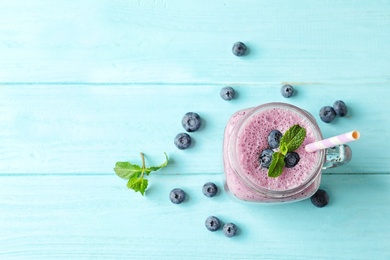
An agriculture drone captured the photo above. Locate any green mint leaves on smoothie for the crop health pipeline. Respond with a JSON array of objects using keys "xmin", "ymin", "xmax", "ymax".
[
  {"xmin": 280, "ymin": 124, "xmax": 307, "ymax": 153},
  {"xmin": 114, "ymin": 152, "xmax": 168, "ymax": 196},
  {"xmin": 268, "ymin": 152, "xmax": 285, "ymax": 177},
  {"xmin": 268, "ymin": 125, "xmax": 306, "ymax": 178}
]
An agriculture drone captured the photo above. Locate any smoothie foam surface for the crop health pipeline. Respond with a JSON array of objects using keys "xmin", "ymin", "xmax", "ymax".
[{"xmin": 235, "ymin": 107, "xmax": 319, "ymax": 191}]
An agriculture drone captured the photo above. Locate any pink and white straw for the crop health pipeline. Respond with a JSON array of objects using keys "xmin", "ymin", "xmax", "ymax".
[{"xmin": 305, "ymin": 130, "xmax": 360, "ymax": 153}]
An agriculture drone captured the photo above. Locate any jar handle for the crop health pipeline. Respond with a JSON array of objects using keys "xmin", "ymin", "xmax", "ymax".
[{"xmin": 322, "ymin": 144, "xmax": 352, "ymax": 169}]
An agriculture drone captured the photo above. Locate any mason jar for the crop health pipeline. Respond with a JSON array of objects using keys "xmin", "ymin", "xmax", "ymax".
[{"xmin": 223, "ymin": 102, "xmax": 351, "ymax": 203}]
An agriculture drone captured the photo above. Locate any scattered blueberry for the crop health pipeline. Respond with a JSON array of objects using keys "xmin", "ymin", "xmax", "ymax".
[
  {"xmin": 202, "ymin": 182, "xmax": 218, "ymax": 197},
  {"xmin": 223, "ymin": 223, "xmax": 238, "ymax": 237},
  {"xmin": 281, "ymin": 84, "xmax": 294, "ymax": 98},
  {"xmin": 232, "ymin": 42, "xmax": 247, "ymax": 56},
  {"xmin": 169, "ymin": 188, "xmax": 186, "ymax": 204},
  {"xmin": 260, "ymin": 149, "xmax": 274, "ymax": 168},
  {"xmin": 319, "ymin": 106, "xmax": 336, "ymax": 123},
  {"xmin": 268, "ymin": 130, "xmax": 283, "ymax": 149},
  {"xmin": 182, "ymin": 112, "xmax": 202, "ymax": 132},
  {"xmin": 174, "ymin": 133, "xmax": 192, "ymax": 150},
  {"xmin": 220, "ymin": 86, "xmax": 235, "ymax": 101},
  {"xmin": 284, "ymin": 152, "xmax": 300, "ymax": 168},
  {"xmin": 205, "ymin": 216, "xmax": 221, "ymax": 232},
  {"xmin": 333, "ymin": 100, "xmax": 348, "ymax": 117},
  {"xmin": 310, "ymin": 189, "xmax": 329, "ymax": 208}
]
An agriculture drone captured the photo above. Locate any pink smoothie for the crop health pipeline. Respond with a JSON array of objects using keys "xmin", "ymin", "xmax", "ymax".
[{"xmin": 223, "ymin": 103, "xmax": 323, "ymax": 203}]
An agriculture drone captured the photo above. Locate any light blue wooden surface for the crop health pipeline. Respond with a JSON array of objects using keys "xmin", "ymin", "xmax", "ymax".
[
  {"xmin": 0, "ymin": 85, "xmax": 389, "ymax": 175},
  {"xmin": 1, "ymin": 1, "xmax": 390, "ymax": 259}
]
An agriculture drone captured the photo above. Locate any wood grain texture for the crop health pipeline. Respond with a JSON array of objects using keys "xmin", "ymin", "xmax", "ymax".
[
  {"xmin": 0, "ymin": 174, "xmax": 389, "ymax": 259},
  {"xmin": 1, "ymin": 1, "xmax": 390, "ymax": 259},
  {"xmin": 0, "ymin": 84, "xmax": 388, "ymax": 175},
  {"xmin": 0, "ymin": 0, "xmax": 389, "ymax": 84}
]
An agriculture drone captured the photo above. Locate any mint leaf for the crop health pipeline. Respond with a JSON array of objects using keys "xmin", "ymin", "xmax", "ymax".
[
  {"xmin": 280, "ymin": 143, "xmax": 288, "ymax": 155},
  {"xmin": 127, "ymin": 177, "xmax": 148, "ymax": 196},
  {"xmin": 280, "ymin": 124, "xmax": 306, "ymax": 154},
  {"xmin": 114, "ymin": 162, "xmax": 142, "ymax": 179},
  {"xmin": 114, "ymin": 152, "xmax": 169, "ymax": 196},
  {"xmin": 144, "ymin": 152, "xmax": 169, "ymax": 176},
  {"xmin": 268, "ymin": 152, "xmax": 285, "ymax": 178}
]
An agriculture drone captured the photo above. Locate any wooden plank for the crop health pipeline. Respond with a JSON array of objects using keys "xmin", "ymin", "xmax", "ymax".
[
  {"xmin": 0, "ymin": 84, "xmax": 388, "ymax": 175},
  {"xmin": 0, "ymin": 174, "xmax": 389, "ymax": 259},
  {"xmin": 0, "ymin": 0, "xmax": 389, "ymax": 84}
]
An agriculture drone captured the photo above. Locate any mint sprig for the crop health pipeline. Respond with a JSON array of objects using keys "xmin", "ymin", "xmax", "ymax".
[
  {"xmin": 114, "ymin": 152, "xmax": 168, "ymax": 196},
  {"xmin": 268, "ymin": 125, "xmax": 306, "ymax": 178}
]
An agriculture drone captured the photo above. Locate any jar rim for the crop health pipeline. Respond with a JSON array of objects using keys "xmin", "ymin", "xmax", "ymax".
[{"xmin": 227, "ymin": 102, "xmax": 325, "ymax": 198}]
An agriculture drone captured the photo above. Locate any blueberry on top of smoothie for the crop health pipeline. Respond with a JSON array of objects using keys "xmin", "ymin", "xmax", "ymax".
[
  {"xmin": 284, "ymin": 152, "xmax": 300, "ymax": 168},
  {"xmin": 268, "ymin": 129, "xmax": 283, "ymax": 149},
  {"xmin": 260, "ymin": 149, "xmax": 274, "ymax": 169}
]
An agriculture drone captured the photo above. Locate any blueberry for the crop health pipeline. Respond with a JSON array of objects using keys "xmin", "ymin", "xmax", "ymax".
[
  {"xmin": 260, "ymin": 149, "xmax": 274, "ymax": 169},
  {"xmin": 284, "ymin": 152, "xmax": 300, "ymax": 168},
  {"xmin": 232, "ymin": 42, "xmax": 247, "ymax": 56},
  {"xmin": 223, "ymin": 223, "xmax": 238, "ymax": 237},
  {"xmin": 182, "ymin": 112, "xmax": 201, "ymax": 132},
  {"xmin": 220, "ymin": 86, "xmax": 235, "ymax": 101},
  {"xmin": 281, "ymin": 84, "xmax": 294, "ymax": 98},
  {"xmin": 333, "ymin": 100, "xmax": 348, "ymax": 117},
  {"xmin": 174, "ymin": 133, "xmax": 192, "ymax": 150},
  {"xmin": 268, "ymin": 130, "xmax": 283, "ymax": 149},
  {"xmin": 205, "ymin": 216, "xmax": 221, "ymax": 232},
  {"xmin": 202, "ymin": 182, "xmax": 218, "ymax": 197},
  {"xmin": 310, "ymin": 189, "xmax": 329, "ymax": 208},
  {"xmin": 319, "ymin": 106, "xmax": 336, "ymax": 123},
  {"xmin": 169, "ymin": 188, "xmax": 186, "ymax": 204}
]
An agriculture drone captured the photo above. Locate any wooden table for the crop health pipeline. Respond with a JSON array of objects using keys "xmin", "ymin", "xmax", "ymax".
[{"xmin": 1, "ymin": 1, "xmax": 389, "ymax": 259}]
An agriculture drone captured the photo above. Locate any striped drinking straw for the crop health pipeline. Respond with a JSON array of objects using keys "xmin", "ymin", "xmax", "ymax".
[{"xmin": 305, "ymin": 130, "xmax": 360, "ymax": 153}]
